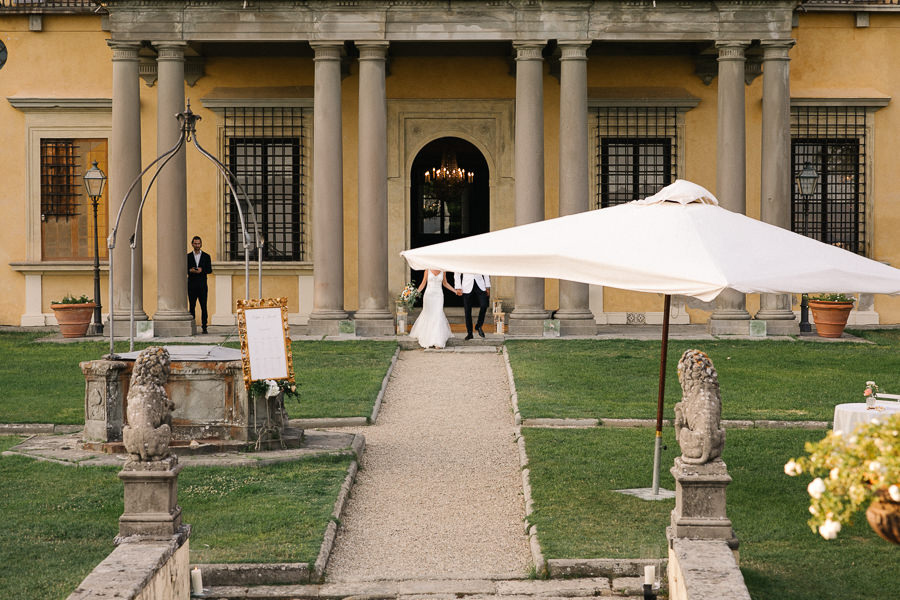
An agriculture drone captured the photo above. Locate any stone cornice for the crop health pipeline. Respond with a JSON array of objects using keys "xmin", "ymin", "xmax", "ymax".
[
  {"xmin": 9, "ymin": 262, "xmax": 108, "ymax": 273},
  {"xmin": 7, "ymin": 98, "xmax": 112, "ymax": 111},
  {"xmin": 105, "ymin": 0, "xmax": 798, "ymax": 43}
]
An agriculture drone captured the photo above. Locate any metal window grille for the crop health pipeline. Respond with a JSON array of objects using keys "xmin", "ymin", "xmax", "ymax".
[
  {"xmin": 594, "ymin": 107, "xmax": 677, "ymax": 208},
  {"xmin": 223, "ymin": 107, "xmax": 307, "ymax": 261},
  {"xmin": 791, "ymin": 106, "xmax": 867, "ymax": 254},
  {"xmin": 40, "ymin": 139, "xmax": 80, "ymax": 218}
]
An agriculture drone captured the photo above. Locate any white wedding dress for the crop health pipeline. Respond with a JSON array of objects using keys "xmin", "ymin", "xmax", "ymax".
[{"xmin": 409, "ymin": 270, "xmax": 452, "ymax": 349}]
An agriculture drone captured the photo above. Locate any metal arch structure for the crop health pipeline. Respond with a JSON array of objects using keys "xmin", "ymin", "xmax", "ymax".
[{"xmin": 106, "ymin": 101, "xmax": 264, "ymax": 356}]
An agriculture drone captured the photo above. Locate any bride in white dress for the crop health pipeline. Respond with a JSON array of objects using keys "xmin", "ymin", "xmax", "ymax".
[{"xmin": 409, "ymin": 269, "xmax": 455, "ymax": 349}]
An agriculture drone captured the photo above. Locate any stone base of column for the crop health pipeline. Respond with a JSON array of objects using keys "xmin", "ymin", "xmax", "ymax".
[
  {"xmin": 755, "ymin": 317, "xmax": 799, "ymax": 335},
  {"xmin": 555, "ymin": 309, "xmax": 597, "ymax": 336},
  {"xmin": 508, "ymin": 309, "xmax": 550, "ymax": 336},
  {"xmin": 670, "ymin": 457, "xmax": 738, "ymax": 547},
  {"xmin": 354, "ymin": 316, "xmax": 395, "ymax": 337},
  {"xmin": 118, "ymin": 457, "xmax": 183, "ymax": 538},
  {"xmin": 110, "ymin": 311, "xmax": 150, "ymax": 323},
  {"xmin": 308, "ymin": 310, "xmax": 351, "ymax": 336},
  {"xmin": 707, "ymin": 319, "xmax": 750, "ymax": 335},
  {"xmin": 152, "ymin": 315, "xmax": 196, "ymax": 337}
]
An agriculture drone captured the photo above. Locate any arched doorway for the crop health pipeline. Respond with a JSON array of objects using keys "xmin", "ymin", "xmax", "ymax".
[{"xmin": 409, "ymin": 137, "xmax": 489, "ymax": 307}]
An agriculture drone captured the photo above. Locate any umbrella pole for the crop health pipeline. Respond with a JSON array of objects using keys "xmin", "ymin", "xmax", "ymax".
[{"xmin": 652, "ymin": 294, "xmax": 671, "ymax": 495}]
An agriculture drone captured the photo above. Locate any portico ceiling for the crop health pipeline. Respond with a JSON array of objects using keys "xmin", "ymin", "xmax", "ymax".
[{"xmin": 105, "ymin": 0, "xmax": 798, "ymax": 44}]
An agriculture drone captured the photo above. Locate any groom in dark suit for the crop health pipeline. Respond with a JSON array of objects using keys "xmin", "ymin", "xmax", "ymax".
[
  {"xmin": 187, "ymin": 236, "xmax": 212, "ymax": 334},
  {"xmin": 454, "ymin": 272, "xmax": 491, "ymax": 340}
]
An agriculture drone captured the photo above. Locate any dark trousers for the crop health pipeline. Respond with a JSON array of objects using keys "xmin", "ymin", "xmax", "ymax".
[
  {"xmin": 463, "ymin": 286, "xmax": 489, "ymax": 334},
  {"xmin": 188, "ymin": 279, "xmax": 208, "ymax": 328}
]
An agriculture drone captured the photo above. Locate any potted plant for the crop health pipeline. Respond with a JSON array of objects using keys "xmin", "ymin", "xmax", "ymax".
[
  {"xmin": 785, "ymin": 413, "xmax": 900, "ymax": 543},
  {"xmin": 50, "ymin": 294, "xmax": 96, "ymax": 338},
  {"xmin": 807, "ymin": 293, "xmax": 855, "ymax": 338}
]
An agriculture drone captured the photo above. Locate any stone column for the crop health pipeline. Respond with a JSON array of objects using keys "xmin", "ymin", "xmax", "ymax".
[
  {"xmin": 153, "ymin": 42, "xmax": 194, "ymax": 337},
  {"xmin": 308, "ymin": 42, "xmax": 349, "ymax": 335},
  {"xmin": 555, "ymin": 42, "xmax": 595, "ymax": 336},
  {"xmin": 509, "ymin": 41, "xmax": 550, "ymax": 335},
  {"xmin": 709, "ymin": 42, "xmax": 752, "ymax": 334},
  {"xmin": 756, "ymin": 40, "xmax": 798, "ymax": 334},
  {"xmin": 355, "ymin": 42, "xmax": 393, "ymax": 336},
  {"xmin": 108, "ymin": 42, "xmax": 148, "ymax": 323}
]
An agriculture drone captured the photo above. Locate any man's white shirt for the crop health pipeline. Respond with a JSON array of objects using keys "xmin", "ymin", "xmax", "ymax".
[{"xmin": 454, "ymin": 273, "xmax": 490, "ymax": 294}]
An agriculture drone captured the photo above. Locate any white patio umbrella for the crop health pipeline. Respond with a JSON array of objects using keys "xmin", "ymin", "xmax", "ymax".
[{"xmin": 401, "ymin": 179, "xmax": 900, "ymax": 493}]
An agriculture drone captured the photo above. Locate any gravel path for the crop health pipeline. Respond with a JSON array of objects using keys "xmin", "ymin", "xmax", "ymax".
[{"xmin": 325, "ymin": 349, "xmax": 531, "ymax": 582}]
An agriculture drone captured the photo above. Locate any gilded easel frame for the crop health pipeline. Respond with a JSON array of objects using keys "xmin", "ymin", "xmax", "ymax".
[{"xmin": 236, "ymin": 297, "xmax": 295, "ymax": 390}]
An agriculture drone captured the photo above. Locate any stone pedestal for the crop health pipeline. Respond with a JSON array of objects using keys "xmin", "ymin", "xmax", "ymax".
[
  {"xmin": 670, "ymin": 457, "xmax": 738, "ymax": 547},
  {"xmin": 81, "ymin": 359, "xmax": 129, "ymax": 443},
  {"xmin": 118, "ymin": 457, "xmax": 183, "ymax": 538}
]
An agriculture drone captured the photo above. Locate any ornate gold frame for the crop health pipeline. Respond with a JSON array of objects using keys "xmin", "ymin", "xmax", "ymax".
[{"xmin": 236, "ymin": 297, "xmax": 295, "ymax": 390}]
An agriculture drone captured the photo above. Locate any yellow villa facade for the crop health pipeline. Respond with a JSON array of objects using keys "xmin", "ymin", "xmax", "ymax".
[{"xmin": 2, "ymin": 0, "xmax": 900, "ymax": 336}]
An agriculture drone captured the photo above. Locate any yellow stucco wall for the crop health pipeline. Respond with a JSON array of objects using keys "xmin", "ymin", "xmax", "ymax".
[{"xmin": 3, "ymin": 11, "xmax": 900, "ymax": 326}]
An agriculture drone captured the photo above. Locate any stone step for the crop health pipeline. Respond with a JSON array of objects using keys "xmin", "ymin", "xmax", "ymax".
[{"xmin": 198, "ymin": 576, "xmax": 647, "ymax": 599}]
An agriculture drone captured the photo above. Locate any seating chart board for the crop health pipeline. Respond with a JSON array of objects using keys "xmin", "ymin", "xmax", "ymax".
[{"xmin": 236, "ymin": 297, "xmax": 295, "ymax": 389}]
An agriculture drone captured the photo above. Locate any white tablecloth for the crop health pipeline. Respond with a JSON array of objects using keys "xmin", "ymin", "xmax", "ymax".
[{"xmin": 833, "ymin": 401, "xmax": 900, "ymax": 435}]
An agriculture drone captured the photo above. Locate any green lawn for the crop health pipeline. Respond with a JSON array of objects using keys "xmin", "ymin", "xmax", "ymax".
[
  {"xmin": 290, "ymin": 341, "xmax": 396, "ymax": 419},
  {"xmin": 0, "ymin": 435, "xmax": 352, "ymax": 599},
  {"xmin": 507, "ymin": 332, "xmax": 900, "ymax": 421},
  {"xmin": 0, "ymin": 333, "xmax": 396, "ymax": 424},
  {"xmin": 523, "ymin": 427, "xmax": 899, "ymax": 600}
]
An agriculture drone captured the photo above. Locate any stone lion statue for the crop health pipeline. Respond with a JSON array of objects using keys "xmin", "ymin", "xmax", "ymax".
[
  {"xmin": 122, "ymin": 346, "xmax": 174, "ymax": 462},
  {"xmin": 673, "ymin": 349, "xmax": 726, "ymax": 465}
]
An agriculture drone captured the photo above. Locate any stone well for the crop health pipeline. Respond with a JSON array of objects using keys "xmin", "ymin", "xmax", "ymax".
[{"xmin": 80, "ymin": 345, "xmax": 301, "ymax": 452}]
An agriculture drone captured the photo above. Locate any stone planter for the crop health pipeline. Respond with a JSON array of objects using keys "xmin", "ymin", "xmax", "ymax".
[
  {"xmin": 51, "ymin": 302, "xmax": 96, "ymax": 338},
  {"xmin": 866, "ymin": 490, "xmax": 900, "ymax": 545},
  {"xmin": 807, "ymin": 300, "xmax": 854, "ymax": 338}
]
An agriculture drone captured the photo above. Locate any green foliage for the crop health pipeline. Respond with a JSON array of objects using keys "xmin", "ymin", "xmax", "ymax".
[
  {"xmin": 51, "ymin": 294, "xmax": 91, "ymax": 304},
  {"xmin": 506, "ymin": 336, "xmax": 900, "ymax": 421},
  {"xmin": 808, "ymin": 293, "xmax": 855, "ymax": 303},
  {"xmin": 0, "ymin": 438, "xmax": 351, "ymax": 598}
]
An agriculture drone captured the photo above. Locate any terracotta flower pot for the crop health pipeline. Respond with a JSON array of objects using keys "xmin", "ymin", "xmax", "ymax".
[
  {"xmin": 807, "ymin": 300, "xmax": 854, "ymax": 338},
  {"xmin": 866, "ymin": 490, "xmax": 900, "ymax": 545},
  {"xmin": 51, "ymin": 302, "xmax": 96, "ymax": 338}
]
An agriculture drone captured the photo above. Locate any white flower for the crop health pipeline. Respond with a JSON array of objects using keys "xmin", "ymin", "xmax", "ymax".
[
  {"xmin": 869, "ymin": 461, "xmax": 883, "ymax": 473},
  {"xmin": 866, "ymin": 381, "xmax": 876, "ymax": 386},
  {"xmin": 889, "ymin": 485, "xmax": 900, "ymax": 503},
  {"xmin": 809, "ymin": 505, "xmax": 818, "ymax": 515},
  {"xmin": 818, "ymin": 518, "xmax": 842, "ymax": 540},
  {"xmin": 871, "ymin": 418, "xmax": 881, "ymax": 426},
  {"xmin": 784, "ymin": 460, "xmax": 802, "ymax": 476},
  {"xmin": 829, "ymin": 467, "xmax": 840, "ymax": 480},
  {"xmin": 808, "ymin": 477, "xmax": 826, "ymax": 499},
  {"xmin": 265, "ymin": 379, "xmax": 280, "ymax": 398}
]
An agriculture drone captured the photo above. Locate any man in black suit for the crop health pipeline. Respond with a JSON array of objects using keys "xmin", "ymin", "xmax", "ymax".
[{"xmin": 187, "ymin": 236, "xmax": 212, "ymax": 334}]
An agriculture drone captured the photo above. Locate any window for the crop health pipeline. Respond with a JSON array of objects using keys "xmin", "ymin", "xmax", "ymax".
[
  {"xmin": 594, "ymin": 107, "xmax": 677, "ymax": 208},
  {"xmin": 791, "ymin": 107, "xmax": 867, "ymax": 255},
  {"xmin": 223, "ymin": 107, "xmax": 308, "ymax": 261},
  {"xmin": 39, "ymin": 138, "xmax": 107, "ymax": 261}
]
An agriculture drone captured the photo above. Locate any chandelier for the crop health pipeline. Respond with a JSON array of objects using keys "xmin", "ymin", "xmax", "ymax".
[{"xmin": 424, "ymin": 150, "xmax": 473, "ymax": 194}]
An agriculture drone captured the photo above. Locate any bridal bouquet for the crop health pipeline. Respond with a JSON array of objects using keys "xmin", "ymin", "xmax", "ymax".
[{"xmin": 398, "ymin": 283, "xmax": 420, "ymax": 310}]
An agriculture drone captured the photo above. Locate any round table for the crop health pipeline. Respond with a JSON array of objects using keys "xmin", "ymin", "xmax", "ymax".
[{"xmin": 833, "ymin": 401, "xmax": 900, "ymax": 435}]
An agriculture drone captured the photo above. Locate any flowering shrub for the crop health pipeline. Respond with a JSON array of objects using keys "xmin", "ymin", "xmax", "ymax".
[
  {"xmin": 398, "ymin": 283, "xmax": 420, "ymax": 310},
  {"xmin": 784, "ymin": 412, "xmax": 900, "ymax": 539}
]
